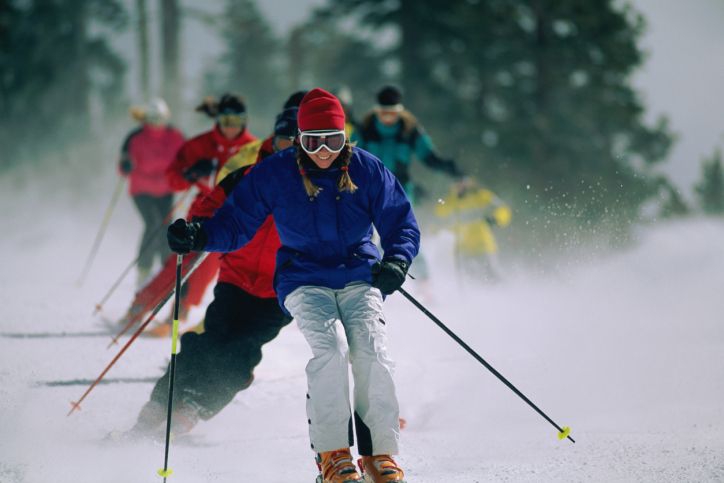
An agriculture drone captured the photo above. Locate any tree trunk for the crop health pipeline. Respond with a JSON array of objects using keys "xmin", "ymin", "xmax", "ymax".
[
  {"xmin": 69, "ymin": 0, "xmax": 90, "ymax": 127},
  {"xmin": 287, "ymin": 26, "xmax": 304, "ymax": 92},
  {"xmin": 398, "ymin": 0, "xmax": 426, "ymax": 110},
  {"xmin": 531, "ymin": 0, "xmax": 550, "ymax": 174},
  {"xmin": 136, "ymin": 0, "xmax": 150, "ymax": 100},
  {"xmin": 161, "ymin": 0, "xmax": 181, "ymax": 114}
]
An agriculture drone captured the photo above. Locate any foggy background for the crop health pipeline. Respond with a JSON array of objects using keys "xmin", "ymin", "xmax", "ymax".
[
  {"xmin": 3, "ymin": 0, "xmax": 724, "ymax": 243},
  {"xmin": 1, "ymin": 1, "xmax": 723, "ymax": 482}
]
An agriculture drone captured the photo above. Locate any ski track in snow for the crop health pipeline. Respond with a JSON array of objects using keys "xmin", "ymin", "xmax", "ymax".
[{"xmin": 1, "ymin": 188, "xmax": 723, "ymax": 482}]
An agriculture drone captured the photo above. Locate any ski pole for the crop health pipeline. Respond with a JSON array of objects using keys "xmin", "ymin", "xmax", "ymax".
[
  {"xmin": 157, "ymin": 254, "xmax": 183, "ymax": 481},
  {"xmin": 398, "ymin": 287, "xmax": 574, "ymax": 443},
  {"xmin": 77, "ymin": 177, "xmax": 126, "ymax": 286},
  {"xmin": 68, "ymin": 252, "xmax": 208, "ymax": 416},
  {"xmin": 92, "ymin": 189, "xmax": 193, "ymax": 315},
  {"xmin": 107, "ymin": 251, "xmax": 207, "ymax": 347}
]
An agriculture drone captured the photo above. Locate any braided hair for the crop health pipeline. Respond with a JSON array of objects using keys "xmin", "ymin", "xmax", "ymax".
[{"xmin": 296, "ymin": 143, "xmax": 357, "ymax": 198}]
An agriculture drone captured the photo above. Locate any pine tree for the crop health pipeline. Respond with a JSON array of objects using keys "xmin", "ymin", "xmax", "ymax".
[
  {"xmin": 207, "ymin": 0, "xmax": 283, "ymax": 128},
  {"xmin": 286, "ymin": 8, "xmax": 387, "ymax": 117},
  {"xmin": 0, "ymin": 0, "xmax": 126, "ymax": 170},
  {"xmin": 694, "ymin": 148, "xmax": 724, "ymax": 214},
  {"xmin": 656, "ymin": 177, "xmax": 689, "ymax": 219},
  {"xmin": 315, "ymin": 0, "xmax": 674, "ymax": 239}
]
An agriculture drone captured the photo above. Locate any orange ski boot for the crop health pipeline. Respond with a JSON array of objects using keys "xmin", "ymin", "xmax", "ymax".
[
  {"xmin": 357, "ymin": 455, "xmax": 405, "ymax": 482},
  {"xmin": 145, "ymin": 321, "xmax": 172, "ymax": 338},
  {"xmin": 315, "ymin": 449, "xmax": 363, "ymax": 483},
  {"xmin": 145, "ymin": 304, "xmax": 189, "ymax": 338}
]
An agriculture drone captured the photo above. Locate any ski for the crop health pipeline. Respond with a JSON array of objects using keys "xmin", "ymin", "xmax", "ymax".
[
  {"xmin": 1, "ymin": 331, "xmax": 110, "ymax": 339},
  {"xmin": 36, "ymin": 376, "xmax": 158, "ymax": 387}
]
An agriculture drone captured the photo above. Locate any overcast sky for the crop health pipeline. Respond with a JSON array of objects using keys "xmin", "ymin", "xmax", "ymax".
[
  {"xmin": 118, "ymin": 0, "xmax": 724, "ymax": 193},
  {"xmin": 631, "ymin": 0, "xmax": 724, "ymax": 193}
]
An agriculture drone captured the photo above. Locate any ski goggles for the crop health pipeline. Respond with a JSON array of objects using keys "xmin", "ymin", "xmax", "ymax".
[
  {"xmin": 375, "ymin": 105, "xmax": 403, "ymax": 123},
  {"xmin": 273, "ymin": 135, "xmax": 296, "ymax": 152},
  {"xmin": 298, "ymin": 130, "xmax": 346, "ymax": 154},
  {"xmin": 217, "ymin": 112, "xmax": 247, "ymax": 128}
]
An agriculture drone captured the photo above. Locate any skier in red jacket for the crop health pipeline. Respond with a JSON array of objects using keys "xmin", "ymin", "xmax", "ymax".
[
  {"xmin": 118, "ymin": 98, "xmax": 185, "ymax": 286},
  {"xmin": 126, "ymin": 105, "xmax": 300, "ymax": 438},
  {"xmin": 121, "ymin": 94, "xmax": 258, "ymax": 332}
]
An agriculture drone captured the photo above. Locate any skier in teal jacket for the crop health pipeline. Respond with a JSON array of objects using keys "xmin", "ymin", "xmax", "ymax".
[{"xmin": 354, "ymin": 85, "xmax": 461, "ymax": 204}]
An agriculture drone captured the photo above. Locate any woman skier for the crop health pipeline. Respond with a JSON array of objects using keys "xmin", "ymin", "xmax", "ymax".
[
  {"xmin": 167, "ymin": 88, "xmax": 418, "ymax": 482},
  {"xmin": 118, "ymin": 98, "xmax": 185, "ymax": 286}
]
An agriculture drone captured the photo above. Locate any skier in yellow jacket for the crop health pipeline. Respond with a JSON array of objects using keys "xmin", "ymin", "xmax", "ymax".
[{"xmin": 435, "ymin": 177, "xmax": 511, "ymax": 282}]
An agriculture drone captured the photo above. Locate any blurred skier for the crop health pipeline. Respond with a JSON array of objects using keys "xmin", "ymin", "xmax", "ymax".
[
  {"xmin": 119, "ymin": 92, "xmax": 308, "ymax": 336},
  {"xmin": 120, "ymin": 94, "xmax": 258, "ymax": 334},
  {"xmin": 355, "ymin": 85, "xmax": 462, "ymax": 204},
  {"xmin": 332, "ymin": 85, "xmax": 360, "ymax": 139},
  {"xmin": 118, "ymin": 98, "xmax": 185, "ymax": 287},
  {"xmin": 126, "ymin": 105, "xmax": 300, "ymax": 440},
  {"xmin": 165, "ymin": 89, "xmax": 417, "ymax": 483},
  {"xmin": 434, "ymin": 177, "xmax": 512, "ymax": 282},
  {"xmin": 355, "ymin": 85, "xmax": 462, "ymax": 285}
]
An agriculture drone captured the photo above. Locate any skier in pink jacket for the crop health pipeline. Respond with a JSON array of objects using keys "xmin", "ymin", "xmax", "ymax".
[{"xmin": 118, "ymin": 98, "xmax": 185, "ymax": 286}]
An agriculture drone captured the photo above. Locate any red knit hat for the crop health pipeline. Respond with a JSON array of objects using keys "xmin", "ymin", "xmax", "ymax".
[{"xmin": 297, "ymin": 88, "xmax": 346, "ymax": 132}]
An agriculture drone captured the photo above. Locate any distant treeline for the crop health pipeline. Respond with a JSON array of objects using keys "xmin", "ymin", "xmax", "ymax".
[{"xmin": 2, "ymin": 0, "xmax": 722, "ymax": 245}]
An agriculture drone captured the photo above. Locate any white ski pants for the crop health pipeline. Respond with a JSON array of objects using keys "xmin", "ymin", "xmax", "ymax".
[{"xmin": 284, "ymin": 282, "xmax": 400, "ymax": 455}]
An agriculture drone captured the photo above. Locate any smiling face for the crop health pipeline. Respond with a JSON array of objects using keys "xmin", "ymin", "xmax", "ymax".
[{"xmin": 307, "ymin": 147, "xmax": 340, "ymax": 169}]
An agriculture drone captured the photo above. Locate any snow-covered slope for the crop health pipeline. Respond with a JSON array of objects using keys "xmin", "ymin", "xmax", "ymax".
[{"xmin": 1, "ymin": 184, "xmax": 722, "ymax": 482}]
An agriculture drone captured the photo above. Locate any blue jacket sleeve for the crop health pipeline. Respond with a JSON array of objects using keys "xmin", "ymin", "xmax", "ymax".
[
  {"xmin": 369, "ymin": 159, "xmax": 421, "ymax": 263},
  {"xmin": 201, "ymin": 163, "xmax": 273, "ymax": 252}
]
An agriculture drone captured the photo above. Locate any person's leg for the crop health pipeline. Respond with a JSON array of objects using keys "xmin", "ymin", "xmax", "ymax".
[
  {"xmin": 131, "ymin": 194, "xmax": 157, "ymax": 280},
  {"xmin": 337, "ymin": 283, "xmax": 400, "ymax": 456},
  {"xmin": 284, "ymin": 286, "xmax": 353, "ymax": 453},
  {"xmin": 121, "ymin": 252, "xmax": 200, "ymax": 327},
  {"xmin": 147, "ymin": 283, "xmax": 289, "ymax": 420},
  {"xmin": 152, "ymin": 194, "xmax": 174, "ymax": 268},
  {"xmin": 179, "ymin": 252, "xmax": 220, "ymax": 317}
]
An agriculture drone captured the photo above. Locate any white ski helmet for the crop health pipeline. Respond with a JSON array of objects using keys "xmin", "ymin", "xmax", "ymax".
[{"xmin": 145, "ymin": 97, "xmax": 171, "ymax": 124}]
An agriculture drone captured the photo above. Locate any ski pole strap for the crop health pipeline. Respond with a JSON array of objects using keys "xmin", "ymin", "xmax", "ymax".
[{"xmin": 398, "ymin": 287, "xmax": 575, "ymax": 443}]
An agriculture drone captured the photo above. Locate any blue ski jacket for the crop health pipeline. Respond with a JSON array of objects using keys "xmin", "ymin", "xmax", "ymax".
[{"xmin": 202, "ymin": 146, "xmax": 420, "ymax": 310}]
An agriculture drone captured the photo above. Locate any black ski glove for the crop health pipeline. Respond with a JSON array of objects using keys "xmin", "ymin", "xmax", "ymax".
[
  {"xmin": 167, "ymin": 218, "xmax": 207, "ymax": 254},
  {"xmin": 119, "ymin": 158, "xmax": 132, "ymax": 175},
  {"xmin": 183, "ymin": 158, "xmax": 216, "ymax": 182},
  {"xmin": 443, "ymin": 158, "xmax": 463, "ymax": 178},
  {"xmin": 424, "ymin": 153, "xmax": 462, "ymax": 178},
  {"xmin": 371, "ymin": 258, "xmax": 409, "ymax": 295}
]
